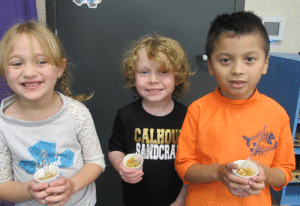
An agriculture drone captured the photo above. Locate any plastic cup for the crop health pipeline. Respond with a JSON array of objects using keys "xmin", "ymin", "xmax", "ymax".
[
  {"xmin": 123, "ymin": 154, "xmax": 143, "ymax": 170},
  {"xmin": 34, "ymin": 165, "xmax": 61, "ymax": 183},
  {"xmin": 232, "ymin": 160, "xmax": 259, "ymax": 178}
]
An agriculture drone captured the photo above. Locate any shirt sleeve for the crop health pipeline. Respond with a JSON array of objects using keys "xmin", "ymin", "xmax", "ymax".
[
  {"xmin": 0, "ymin": 131, "xmax": 13, "ymax": 183},
  {"xmin": 108, "ymin": 110, "xmax": 127, "ymax": 153},
  {"xmin": 271, "ymin": 115, "xmax": 296, "ymax": 191},
  {"xmin": 75, "ymin": 102, "xmax": 106, "ymax": 172},
  {"xmin": 175, "ymin": 103, "xmax": 200, "ymax": 185}
]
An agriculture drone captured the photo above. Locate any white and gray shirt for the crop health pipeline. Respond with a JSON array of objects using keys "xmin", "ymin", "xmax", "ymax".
[{"xmin": 0, "ymin": 93, "xmax": 106, "ymax": 206}]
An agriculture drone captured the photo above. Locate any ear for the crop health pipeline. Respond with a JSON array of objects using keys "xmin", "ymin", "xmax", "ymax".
[
  {"xmin": 207, "ymin": 58, "xmax": 215, "ymax": 76},
  {"xmin": 57, "ymin": 58, "xmax": 66, "ymax": 78},
  {"xmin": 262, "ymin": 55, "xmax": 269, "ymax": 75}
]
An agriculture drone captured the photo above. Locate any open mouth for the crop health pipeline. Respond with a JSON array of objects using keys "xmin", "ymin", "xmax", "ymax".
[
  {"xmin": 230, "ymin": 80, "xmax": 246, "ymax": 89},
  {"xmin": 146, "ymin": 89, "xmax": 163, "ymax": 93},
  {"xmin": 22, "ymin": 82, "xmax": 42, "ymax": 90}
]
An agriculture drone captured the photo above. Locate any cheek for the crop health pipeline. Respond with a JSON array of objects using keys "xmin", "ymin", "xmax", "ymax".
[{"xmin": 4, "ymin": 70, "xmax": 15, "ymax": 83}]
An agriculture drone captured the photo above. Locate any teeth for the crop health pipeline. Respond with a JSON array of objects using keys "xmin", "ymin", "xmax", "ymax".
[
  {"xmin": 23, "ymin": 82, "xmax": 40, "ymax": 88},
  {"xmin": 147, "ymin": 89, "xmax": 162, "ymax": 92}
]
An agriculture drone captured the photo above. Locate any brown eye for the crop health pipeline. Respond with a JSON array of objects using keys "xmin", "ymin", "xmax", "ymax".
[
  {"xmin": 246, "ymin": 57, "xmax": 254, "ymax": 62},
  {"xmin": 221, "ymin": 58, "xmax": 230, "ymax": 63}
]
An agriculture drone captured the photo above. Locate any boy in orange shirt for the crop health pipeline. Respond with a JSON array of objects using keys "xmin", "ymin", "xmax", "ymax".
[{"xmin": 175, "ymin": 11, "xmax": 296, "ymax": 206}]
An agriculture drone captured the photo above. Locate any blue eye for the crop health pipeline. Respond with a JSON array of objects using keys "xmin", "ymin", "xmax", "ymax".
[
  {"xmin": 37, "ymin": 60, "xmax": 47, "ymax": 65},
  {"xmin": 14, "ymin": 62, "xmax": 22, "ymax": 66},
  {"xmin": 10, "ymin": 62, "xmax": 22, "ymax": 67},
  {"xmin": 140, "ymin": 71, "xmax": 148, "ymax": 75}
]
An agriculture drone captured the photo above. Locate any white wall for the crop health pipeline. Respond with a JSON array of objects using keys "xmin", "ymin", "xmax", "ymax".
[{"xmin": 245, "ymin": 0, "xmax": 300, "ymax": 54}]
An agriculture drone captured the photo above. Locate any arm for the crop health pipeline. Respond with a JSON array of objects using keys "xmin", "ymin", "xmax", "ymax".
[
  {"xmin": 108, "ymin": 150, "xmax": 125, "ymax": 171},
  {"xmin": 69, "ymin": 163, "xmax": 103, "ymax": 193},
  {"xmin": 184, "ymin": 163, "xmax": 221, "ymax": 184},
  {"xmin": 255, "ymin": 118, "xmax": 296, "ymax": 190},
  {"xmin": 171, "ymin": 184, "xmax": 188, "ymax": 206},
  {"xmin": 0, "ymin": 181, "xmax": 32, "ymax": 202},
  {"xmin": 108, "ymin": 151, "xmax": 143, "ymax": 184},
  {"xmin": 254, "ymin": 161, "xmax": 286, "ymax": 187}
]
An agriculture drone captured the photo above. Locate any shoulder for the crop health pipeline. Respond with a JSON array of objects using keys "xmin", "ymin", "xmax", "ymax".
[
  {"xmin": 64, "ymin": 95, "xmax": 91, "ymax": 118},
  {"xmin": 258, "ymin": 93, "xmax": 289, "ymax": 116},
  {"xmin": 1, "ymin": 95, "xmax": 17, "ymax": 117},
  {"xmin": 117, "ymin": 99, "xmax": 141, "ymax": 115},
  {"xmin": 188, "ymin": 92, "xmax": 214, "ymax": 110}
]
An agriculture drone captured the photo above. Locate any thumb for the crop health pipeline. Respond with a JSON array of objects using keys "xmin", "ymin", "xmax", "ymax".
[{"xmin": 226, "ymin": 162, "xmax": 240, "ymax": 170}]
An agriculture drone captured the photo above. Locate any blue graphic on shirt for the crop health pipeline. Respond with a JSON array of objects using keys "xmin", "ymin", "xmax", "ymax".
[
  {"xmin": 243, "ymin": 128, "xmax": 277, "ymax": 157},
  {"xmin": 18, "ymin": 141, "xmax": 74, "ymax": 174}
]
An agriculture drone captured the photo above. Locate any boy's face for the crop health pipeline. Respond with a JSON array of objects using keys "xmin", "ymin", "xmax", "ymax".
[
  {"xmin": 207, "ymin": 32, "xmax": 269, "ymax": 100},
  {"xmin": 135, "ymin": 48, "xmax": 176, "ymax": 105}
]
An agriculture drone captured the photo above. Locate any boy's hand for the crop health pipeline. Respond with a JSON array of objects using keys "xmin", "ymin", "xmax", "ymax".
[
  {"xmin": 246, "ymin": 163, "xmax": 266, "ymax": 195},
  {"xmin": 27, "ymin": 180, "xmax": 49, "ymax": 205},
  {"xmin": 218, "ymin": 163, "xmax": 251, "ymax": 198},
  {"xmin": 118, "ymin": 161, "xmax": 144, "ymax": 184},
  {"xmin": 44, "ymin": 177, "xmax": 74, "ymax": 206}
]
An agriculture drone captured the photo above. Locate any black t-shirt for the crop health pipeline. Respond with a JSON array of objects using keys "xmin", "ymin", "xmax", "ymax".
[{"xmin": 109, "ymin": 98, "xmax": 187, "ymax": 206}]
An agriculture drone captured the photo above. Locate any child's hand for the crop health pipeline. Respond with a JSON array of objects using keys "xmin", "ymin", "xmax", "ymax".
[
  {"xmin": 27, "ymin": 180, "xmax": 49, "ymax": 205},
  {"xmin": 170, "ymin": 200, "xmax": 185, "ymax": 206},
  {"xmin": 218, "ymin": 163, "xmax": 251, "ymax": 198},
  {"xmin": 118, "ymin": 161, "xmax": 144, "ymax": 184},
  {"xmin": 246, "ymin": 163, "xmax": 266, "ymax": 195},
  {"xmin": 44, "ymin": 177, "xmax": 74, "ymax": 206}
]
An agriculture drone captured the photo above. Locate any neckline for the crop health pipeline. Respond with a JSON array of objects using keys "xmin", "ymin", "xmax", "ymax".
[
  {"xmin": 214, "ymin": 87, "xmax": 260, "ymax": 106},
  {"xmin": 1, "ymin": 92, "xmax": 67, "ymax": 125}
]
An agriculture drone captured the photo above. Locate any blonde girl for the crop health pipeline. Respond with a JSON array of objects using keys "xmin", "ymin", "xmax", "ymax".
[{"xmin": 0, "ymin": 22, "xmax": 105, "ymax": 206}]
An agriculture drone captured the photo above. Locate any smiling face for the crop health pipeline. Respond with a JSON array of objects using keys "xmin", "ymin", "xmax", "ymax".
[
  {"xmin": 134, "ymin": 48, "xmax": 176, "ymax": 105},
  {"xmin": 5, "ymin": 34, "xmax": 65, "ymax": 103},
  {"xmin": 207, "ymin": 32, "xmax": 269, "ymax": 100}
]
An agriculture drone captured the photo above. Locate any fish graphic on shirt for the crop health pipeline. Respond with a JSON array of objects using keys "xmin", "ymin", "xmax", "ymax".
[{"xmin": 243, "ymin": 128, "xmax": 277, "ymax": 157}]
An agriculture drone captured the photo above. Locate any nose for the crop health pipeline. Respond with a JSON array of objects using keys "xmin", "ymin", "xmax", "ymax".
[
  {"xmin": 231, "ymin": 61, "xmax": 245, "ymax": 75},
  {"xmin": 149, "ymin": 72, "xmax": 159, "ymax": 83},
  {"xmin": 23, "ymin": 63, "xmax": 37, "ymax": 78}
]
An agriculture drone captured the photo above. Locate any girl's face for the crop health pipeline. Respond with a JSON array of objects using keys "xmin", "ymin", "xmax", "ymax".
[
  {"xmin": 5, "ymin": 34, "xmax": 65, "ymax": 103},
  {"xmin": 135, "ymin": 48, "xmax": 176, "ymax": 105}
]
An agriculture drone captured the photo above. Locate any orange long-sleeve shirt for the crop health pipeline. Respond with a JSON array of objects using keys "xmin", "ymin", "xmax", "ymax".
[{"xmin": 175, "ymin": 88, "xmax": 296, "ymax": 206}]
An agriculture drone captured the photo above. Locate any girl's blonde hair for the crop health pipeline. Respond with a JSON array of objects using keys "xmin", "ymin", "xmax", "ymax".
[
  {"xmin": 0, "ymin": 21, "xmax": 91, "ymax": 102},
  {"xmin": 122, "ymin": 34, "xmax": 193, "ymax": 98}
]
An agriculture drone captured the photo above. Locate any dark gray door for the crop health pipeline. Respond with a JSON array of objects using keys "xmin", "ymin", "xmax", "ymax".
[{"xmin": 46, "ymin": 1, "xmax": 243, "ymax": 205}]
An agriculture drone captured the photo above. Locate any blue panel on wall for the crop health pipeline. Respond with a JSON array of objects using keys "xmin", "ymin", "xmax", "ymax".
[{"xmin": 257, "ymin": 55, "xmax": 300, "ymax": 128}]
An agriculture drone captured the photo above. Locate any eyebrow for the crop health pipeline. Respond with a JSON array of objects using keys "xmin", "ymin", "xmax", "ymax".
[
  {"xmin": 8, "ymin": 53, "xmax": 45, "ymax": 59},
  {"xmin": 217, "ymin": 51, "xmax": 260, "ymax": 57}
]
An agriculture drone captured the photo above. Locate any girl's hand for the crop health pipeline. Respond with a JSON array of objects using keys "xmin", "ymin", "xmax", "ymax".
[
  {"xmin": 118, "ymin": 161, "xmax": 144, "ymax": 184},
  {"xmin": 218, "ymin": 163, "xmax": 251, "ymax": 198},
  {"xmin": 246, "ymin": 163, "xmax": 266, "ymax": 195},
  {"xmin": 27, "ymin": 180, "xmax": 49, "ymax": 205},
  {"xmin": 44, "ymin": 177, "xmax": 74, "ymax": 206}
]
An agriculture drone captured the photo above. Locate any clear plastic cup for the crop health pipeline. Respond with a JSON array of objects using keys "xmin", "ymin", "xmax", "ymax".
[
  {"xmin": 123, "ymin": 154, "xmax": 143, "ymax": 171},
  {"xmin": 232, "ymin": 160, "xmax": 259, "ymax": 178},
  {"xmin": 34, "ymin": 165, "xmax": 61, "ymax": 183}
]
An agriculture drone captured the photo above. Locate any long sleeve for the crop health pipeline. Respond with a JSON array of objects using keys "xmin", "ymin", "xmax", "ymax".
[{"xmin": 175, "ymin": 103, "xmax": 200, "ymax": 185}]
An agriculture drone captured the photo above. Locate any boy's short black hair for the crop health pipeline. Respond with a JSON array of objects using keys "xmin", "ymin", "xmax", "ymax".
[{"xmin": 205, "ymin": 11, "xmax": 270, "ymax": 59}]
